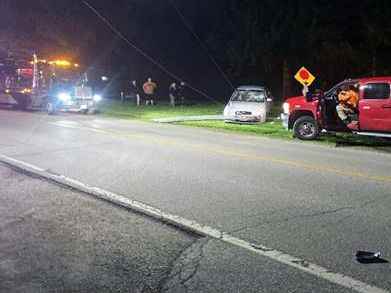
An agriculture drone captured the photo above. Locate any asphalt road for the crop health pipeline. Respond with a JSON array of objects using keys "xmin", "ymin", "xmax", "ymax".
[
  {"xmin": 0, "ymin": 164, "xmax": 196, "ymax": 292},
  {"xmin": 0, "ymin": 109, "xmax": 390, "ymax": 292}
]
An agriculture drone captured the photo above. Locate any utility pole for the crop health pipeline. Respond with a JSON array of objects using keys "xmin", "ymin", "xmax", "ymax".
[
  {"xmin": 32, "ymin": 53, "xmax": 38, "ymax": 91},
  {"xmin": 282, "ymin": 60, "xmax": 291, "ymax": 100}
]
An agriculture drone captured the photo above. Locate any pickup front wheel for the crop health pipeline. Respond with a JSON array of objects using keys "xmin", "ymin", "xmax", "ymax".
[{"xmin": 293, "ymin": 116, "xmax": 319, "ymax": 140}]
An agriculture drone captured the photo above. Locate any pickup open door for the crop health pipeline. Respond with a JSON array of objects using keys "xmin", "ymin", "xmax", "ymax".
[{"xmin": 359, "ymin": 82, "xmax": 391, "ymax": 132}]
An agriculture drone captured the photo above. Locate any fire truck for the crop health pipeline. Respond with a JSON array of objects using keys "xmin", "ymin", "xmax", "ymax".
[{"xmin": 0, "ymin": 52, "xmax": 102, "ymax": 114}]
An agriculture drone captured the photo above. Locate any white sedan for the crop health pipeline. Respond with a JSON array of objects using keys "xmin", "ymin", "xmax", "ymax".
[{"xmin": 223, "ymin": 85, "xmax": 273, "ymax": 123}]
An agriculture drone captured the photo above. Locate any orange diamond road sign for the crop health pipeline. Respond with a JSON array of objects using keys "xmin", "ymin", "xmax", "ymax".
[{"xmin": 294, "ymin": 67, "xmax": 315, "ymax": 86}]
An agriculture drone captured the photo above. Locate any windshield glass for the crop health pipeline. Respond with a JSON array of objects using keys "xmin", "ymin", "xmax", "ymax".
[
  {"xmin": 47, "ymin": 66, "xmax": 81, "ymax": 85},
  {"xmin": 230, "ymin": 90, "xmax": 265, "ymax": 102},
  {"xmin": 324, "ymin": 80, "xmax": 358, "ymax": 97},
  {"xmin": 37, "ymin": 63, "xmax": 82, "ymax": 92}
]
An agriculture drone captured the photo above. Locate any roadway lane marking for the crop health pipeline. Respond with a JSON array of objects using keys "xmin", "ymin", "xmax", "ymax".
[
  {"xmin": 0, "ymin": 153, "xmax": 388, "ymax": 293},
  {"xmin": 50, "ymin": 122, "xmax": 391, "ymax": 184},
  {"xmin": 50, "ymin": 121, "xmax": 109, "ymax": 134},
  {"xmin": 54, "ymin": 120, "xmax": 80, "ymax": 126}
]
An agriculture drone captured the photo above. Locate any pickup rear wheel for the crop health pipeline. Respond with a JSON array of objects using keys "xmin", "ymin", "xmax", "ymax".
[{"xmin": 293, "ymin": 116, "xmax": 319, "ymax": 140}]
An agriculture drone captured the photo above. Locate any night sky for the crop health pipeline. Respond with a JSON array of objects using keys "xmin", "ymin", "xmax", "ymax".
[{"xmin": 1, "ymin": 0, "xmax": 391, "ymax": 101}]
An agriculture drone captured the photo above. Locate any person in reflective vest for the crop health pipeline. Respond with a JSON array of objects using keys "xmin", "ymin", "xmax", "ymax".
[{"xmin": 336, "ymin": 84, "xmax": 359, "ymax": 124}]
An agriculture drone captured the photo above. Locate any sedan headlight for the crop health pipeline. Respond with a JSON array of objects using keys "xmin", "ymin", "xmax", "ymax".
[
  {"xmin": 93, "ymin": 94, "xmax": 102, "ymax": 102},
  {"xmin": 282, "ymin": 102, "xmax": 290, "ymax": 114}
]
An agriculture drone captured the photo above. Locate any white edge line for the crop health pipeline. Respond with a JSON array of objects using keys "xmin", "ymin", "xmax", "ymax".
[{"xmin": 0, "ymin": 154, "xmax": 388, "ymax": 293}]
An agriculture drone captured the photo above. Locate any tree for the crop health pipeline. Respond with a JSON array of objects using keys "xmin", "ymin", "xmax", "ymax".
[
  {"xmin": 205, "ymin": 0, "xmax": 391, "ymax": 97},
  {"xmin": 360, "ymin": 0, "xmax": 391, "ymax": 76}
]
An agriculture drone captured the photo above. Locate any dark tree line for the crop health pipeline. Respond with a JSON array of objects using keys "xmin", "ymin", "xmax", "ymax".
[
  {"xmin": 203, "ymin": 0, "xmax": 391, "ymax": 97},
  {"xmin": 1, "ymin": 0, "xmax": 391, "ymax": 100}
]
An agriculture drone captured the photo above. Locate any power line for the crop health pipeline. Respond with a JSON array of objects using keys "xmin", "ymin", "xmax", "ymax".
[
  {"xmin": 168, "ymin": 0, "xmax": 234, "ymax": 90},
  {"xmin": 82, "ymin": 1, "xmax": 220, "ymax": 104}
]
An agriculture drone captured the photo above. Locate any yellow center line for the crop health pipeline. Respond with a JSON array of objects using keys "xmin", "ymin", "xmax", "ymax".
[{"xmin": 55, "ymin": 122, "xmax": 391, "ymax": 184}]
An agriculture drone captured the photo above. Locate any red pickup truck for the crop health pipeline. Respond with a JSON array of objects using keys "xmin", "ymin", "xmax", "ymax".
[{"xmin": 281, "ymin": 76, "xmax": 391, "ymax": 140}]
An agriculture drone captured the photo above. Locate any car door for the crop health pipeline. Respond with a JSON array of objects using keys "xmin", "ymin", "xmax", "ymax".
[
  {"xmin": 359, "ymin": 82, "xmax": 391, "ymax": 132},
  {"xmin": 321, "ymin": 81, "xmax": 354, "ymax": 131}
]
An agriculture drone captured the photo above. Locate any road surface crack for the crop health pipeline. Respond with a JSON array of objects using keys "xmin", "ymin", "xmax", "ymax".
[
  {"xmin": 158, "ymin": 237, "xmax": 209, "ymax": 292},
  {"xmin": 295, "ymin": 206, "xmax": 355, "ymax": 219},
  {"xmin": 229, "ymin": 206, "xmax": 355, "ymax": 234}
]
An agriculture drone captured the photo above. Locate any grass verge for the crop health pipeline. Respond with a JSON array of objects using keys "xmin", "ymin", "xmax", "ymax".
[
  {"xmin": 101, "ymin": 100, "xmax": 291, "ymax": 138},
  {"xmin": 100, "ymin": 100, "xmax": 224, "ymax": 121},
  {"xmin": 177, "ymin": 119, "xmax": 292, "ymax": 139},
  {"xmin": 100, "ymin": 100, "xmax": 391, "ymax": 151}
]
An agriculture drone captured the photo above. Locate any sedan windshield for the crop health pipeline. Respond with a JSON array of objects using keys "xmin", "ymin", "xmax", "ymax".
[{"xmin": 231, "ymin": 90, "xmax": 265, "ymax": 102}]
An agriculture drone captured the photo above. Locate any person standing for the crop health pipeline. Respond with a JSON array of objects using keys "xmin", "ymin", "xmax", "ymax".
[
  {"xmin": 143, "ymin": 77, "xmax": 157, "ymax": 105},
  {"xmin": 336, "ymin": 84, "xmax": 359, "ymax": 125},
  {"xmin": 132, "ymin": 80, "xmax": 141, "ymax": 106},
  {"xmin": 177, "ymin": 82, "xmax": 186, "ymax": 105},
  {"xmin": 169, "ymin": 82, "xmax": 177, "ymax": 106}
]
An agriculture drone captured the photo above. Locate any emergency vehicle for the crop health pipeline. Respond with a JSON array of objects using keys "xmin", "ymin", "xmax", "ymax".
[{"xmin": 0, "ymin": 53, "xmax": 101, "ymax": 114}]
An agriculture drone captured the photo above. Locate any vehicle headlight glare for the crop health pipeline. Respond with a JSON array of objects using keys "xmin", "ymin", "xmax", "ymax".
[
  {"xmin": 93, "ymin": 94, "xmax": 102, "ymax": 102},
  {"xmin": 58, "ymin": 92, "xmax": 71, "ymax": 102},
  {"xmin": 283, "ymin": 102, "xmax": 290, "ymax": 114}
]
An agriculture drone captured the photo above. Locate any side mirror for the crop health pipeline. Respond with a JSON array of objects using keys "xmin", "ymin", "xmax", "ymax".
[{"xmin": 305, "ymin": 91, "xmax": 323, "ymax": 102}]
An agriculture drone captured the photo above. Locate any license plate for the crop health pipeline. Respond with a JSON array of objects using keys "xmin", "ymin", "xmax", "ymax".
[{"xmin": 235, "ymin": 111, "xmax": 251, "ymax": 115}]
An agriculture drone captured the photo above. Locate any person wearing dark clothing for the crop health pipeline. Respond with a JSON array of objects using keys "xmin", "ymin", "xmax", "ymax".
[
  {"xmin": 177, "ymin": 82, "xmax": 186, "ymax": 105},
  {"xmin": 169, "ymin": 82, "xmax": 177, "ymax": 106}
]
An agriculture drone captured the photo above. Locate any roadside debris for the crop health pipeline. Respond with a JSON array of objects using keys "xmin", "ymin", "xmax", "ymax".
[{"xmin": 356, "ymin": 251, "xmax": 388, "ymax": 264}]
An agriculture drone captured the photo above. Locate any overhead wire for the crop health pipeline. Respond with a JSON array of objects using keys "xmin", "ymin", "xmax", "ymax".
[
  {"xmin": 168, "ymin": 0, "xmax": 235, "ymax": 90},
  {"xmin": 82, "ymin": 1, "xmax": 220, "ymax": 104}
]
